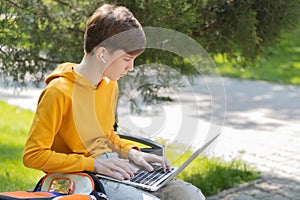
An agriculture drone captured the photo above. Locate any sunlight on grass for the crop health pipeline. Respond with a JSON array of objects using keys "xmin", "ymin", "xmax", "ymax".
[
  {"xmin": 0, "ymin": 101, "xmax": 43, "ymax": 192},
  {"xmin": 216, "ymin": 24, "xmax": 300, "ymax": 85},
  {"xmin": 176, "ymin": 157, "xmax": 260, "ymax": 196}
]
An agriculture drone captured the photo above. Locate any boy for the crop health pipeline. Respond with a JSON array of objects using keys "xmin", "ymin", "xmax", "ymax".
[{"xmin": 23, "ymin": 4, "xmax": 205, "ymax": 200}]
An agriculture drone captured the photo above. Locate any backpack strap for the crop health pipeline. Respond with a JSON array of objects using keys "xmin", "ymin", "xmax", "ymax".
[
  {"xmin": 33, "ymin": 176, "xmax": 44, "ymax": 192},
  {"xmin": 83, "ymin": 171, "xmax": 107, "ymax": 200}
]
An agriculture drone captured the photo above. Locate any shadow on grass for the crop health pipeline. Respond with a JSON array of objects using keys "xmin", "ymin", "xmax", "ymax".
[{"xmin": 0, "ymin": 143, "xmax": 24, "ymax": 162}]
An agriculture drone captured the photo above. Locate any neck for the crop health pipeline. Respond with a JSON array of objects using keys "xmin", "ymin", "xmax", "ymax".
[{"xmin": 76, "ymin": 54, "xmax": 104, "ymax": 86}]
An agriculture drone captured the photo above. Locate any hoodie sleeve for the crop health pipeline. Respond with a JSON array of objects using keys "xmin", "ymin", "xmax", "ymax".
[{"xmin": 23, "ymin": 85, "xmax": 94, "ymax": 172}]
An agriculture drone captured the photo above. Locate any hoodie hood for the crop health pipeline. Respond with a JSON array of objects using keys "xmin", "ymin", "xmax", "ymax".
[{"xmin": 45, "ymin": 62, "xmax": 96, "ymax": 89}]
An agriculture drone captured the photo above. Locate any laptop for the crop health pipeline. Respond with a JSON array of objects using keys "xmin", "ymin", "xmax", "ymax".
[{"xmin": 96, "ymin": 133, "xmax": 220, "ymax": 192}]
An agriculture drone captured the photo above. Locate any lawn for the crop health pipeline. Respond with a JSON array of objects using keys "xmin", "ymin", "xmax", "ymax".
[
  {"xmin": 0, "ymin": 101, "xmax": 259, "ymax": 196},
  {"xmin": 177, "ymin": 157, "xmax": 258, "ymax": 196},
  {"xmin": 216, "ymin": 24, "xmax": 300, "ymax": 85},
  {"xmin": 0, "ymin": 101, "xmax": 43, "ymax": 191}
]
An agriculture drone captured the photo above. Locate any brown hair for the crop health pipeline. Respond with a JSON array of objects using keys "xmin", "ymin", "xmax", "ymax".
[{"xmin": 84, "ymin": 4, "xmax": 146, "ymax": 55}]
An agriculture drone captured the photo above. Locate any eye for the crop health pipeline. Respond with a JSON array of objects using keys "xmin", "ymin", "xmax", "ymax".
[{"xmin": 124, "ymin": 58, "xmax": 131, "ymax": 62}]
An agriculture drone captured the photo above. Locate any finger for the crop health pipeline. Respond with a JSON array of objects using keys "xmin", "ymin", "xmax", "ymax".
[
  {"xmin": 107, "ymin": 169, "xmax": 125, "ymax": 181},
  {"xmin": 119, "ymin": 159, "xmax": 136, "ymax": 177},
  {"xmin": 111, "ymin": 159, "xmax": 135, "ymax": 179},
  {"xmin": 95, "ymin": 160, "xmax": 125, "ymax": 180},
  {"xmin": 97, "ymin": 158, "xmax": 133, "ymax": 180},
  {"xmin": 145, "ymin": 155, "xmax": 167, "ymax": 172},
  {"xmin": 109, "ymin": 164, "xmax": 132, "ymax": 180},
  {"xmin": 159, "ymin": 159, "xmax": 167, "ymax": 172},
  {"xmin": 165, "ymin": 160, "xmax": 172, "ymax": 172},
  {"xmin": 122, "ymin": 159, "xmax": 137, "ymax": 173},
  {"xmin": 153, "ymin": 157, "xmax": 171, "ymax": 172},
  {"xmin": 139, "ymin": 159, "xmax": 154, "ymax": 172},
  {"xmin": 115, "ymin": 168, "xmax": 131, "ymax": 180}
]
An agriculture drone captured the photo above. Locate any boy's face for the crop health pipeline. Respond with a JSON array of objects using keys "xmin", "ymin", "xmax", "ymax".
[{"xmin": 103, "ymin": 50, "xmax": 139, "ymax": 81}]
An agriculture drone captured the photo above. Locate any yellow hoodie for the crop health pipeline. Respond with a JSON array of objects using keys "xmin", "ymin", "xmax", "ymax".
[{"xmin": 23, "ymin": 63, "xmax": 137, "ymax": 172}]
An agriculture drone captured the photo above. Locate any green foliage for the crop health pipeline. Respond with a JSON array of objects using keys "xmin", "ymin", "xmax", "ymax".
[
  {"xmin": 1, "ymin": 0, "xmax": 300, "ymax": 85},
  {"xmin": 0, "ymin": 0, "xmax": 96, "ymax": 86},
  {"xmin": 198, "ymin": 0, "xmax": 300, "ymax": 64}
]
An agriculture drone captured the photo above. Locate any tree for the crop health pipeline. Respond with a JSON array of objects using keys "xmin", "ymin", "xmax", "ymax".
[{"xmin": 1, "ymin": 0, "xmax": 300, "ymax": 86}]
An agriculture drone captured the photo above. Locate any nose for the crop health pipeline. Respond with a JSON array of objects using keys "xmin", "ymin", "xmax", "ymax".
[
  {"xmin": 126, "ymin": 61, "xmax": 134, "ymax": 72},
  {"xmin": 129, "ymin": 64, "xmax": 134, "ymax": 71}
]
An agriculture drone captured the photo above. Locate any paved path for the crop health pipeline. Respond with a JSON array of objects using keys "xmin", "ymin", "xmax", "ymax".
[
  {"xmin": 1, "ymin": 77, "xmax": 300, "ymax": 199},
  {"xmin": 207, "ymin": 78, "xmax": 300, "ymax": 200}
]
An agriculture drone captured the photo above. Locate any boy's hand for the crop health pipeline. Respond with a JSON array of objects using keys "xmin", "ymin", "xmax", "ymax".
[
  {"xmin": 128, "ymin": 149, "xmax": 172, "ymax": 172},
  {"xmin": 94, "ymin": 157, "xmax": 135, "ymax": 180}
]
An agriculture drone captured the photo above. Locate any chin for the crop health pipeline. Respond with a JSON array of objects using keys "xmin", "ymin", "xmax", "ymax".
[
  {"xmin": 112, "ymin": 77, "xmax": 120, "ymax": 81},
  {"xmin": 105, "ymin": 75, "xmax": 118, "ymax": 81}
]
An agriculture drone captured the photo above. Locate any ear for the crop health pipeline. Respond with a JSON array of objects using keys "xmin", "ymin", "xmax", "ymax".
[{"xmin": 95, "ymin": 47, "xmax": 107, "ymax": 63}]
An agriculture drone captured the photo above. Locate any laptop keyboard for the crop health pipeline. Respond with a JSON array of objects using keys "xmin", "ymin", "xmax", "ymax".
[{"xmin": 130, "ymin": 165, "xmax": 171, "ymax": 186}]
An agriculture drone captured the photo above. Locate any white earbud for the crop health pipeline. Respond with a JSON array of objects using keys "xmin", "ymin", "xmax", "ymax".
[{"xmin": 99, "ymin": 54, "xmax": 106, "ymax": 63}]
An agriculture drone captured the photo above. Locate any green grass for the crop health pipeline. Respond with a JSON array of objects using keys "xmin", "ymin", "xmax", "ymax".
[
  {"xmin": 176, "ymin": 157, "xmax": 259, "ymax": 196},
  {"xmin": 216, "ymin": 24, "xmax": 300, "ymax": 85},
  {"xmin": 0, "ymin": 101, "xmax": 43, "ymax": 192},
  {"xmin": 0, "ymin": 101, "xmax": 260, "ymax": 195}
]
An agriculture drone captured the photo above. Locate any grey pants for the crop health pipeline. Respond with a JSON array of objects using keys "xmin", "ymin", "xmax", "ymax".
[{"xmin": 98, "ymin": 152, "xmax": 205, "ymax": 200}]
